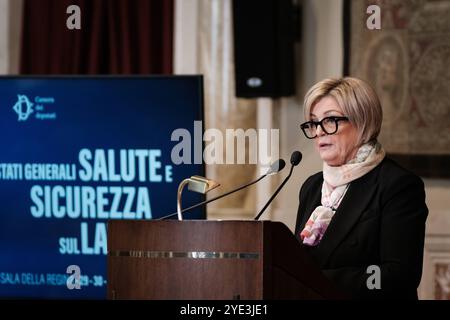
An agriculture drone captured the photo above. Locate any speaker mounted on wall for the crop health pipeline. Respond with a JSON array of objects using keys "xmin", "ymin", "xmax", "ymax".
[{"xmin": 232, "ymin": 0, "xmax": 298, "ymax": 98}]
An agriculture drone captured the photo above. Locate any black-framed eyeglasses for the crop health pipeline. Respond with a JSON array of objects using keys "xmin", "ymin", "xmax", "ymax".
[{"xmin": 300, "ymin": 116, "xmax": 349, "ymax": 139}]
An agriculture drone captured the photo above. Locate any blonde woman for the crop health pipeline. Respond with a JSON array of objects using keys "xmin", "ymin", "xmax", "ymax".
[{"xmin": 295, "ymin": 77, "xmax": 428, "ymax": 299}]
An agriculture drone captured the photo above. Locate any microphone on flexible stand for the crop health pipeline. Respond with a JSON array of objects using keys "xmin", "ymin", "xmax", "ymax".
[
  {"xmin": 158, "ymin": 159, "xmax": 286, "ymax": 220},
  {"xmin": 254, "ymin": 151, "xmax": 302, "ymax": 220}
]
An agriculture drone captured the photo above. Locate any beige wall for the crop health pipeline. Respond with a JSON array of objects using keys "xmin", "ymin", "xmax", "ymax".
[
  {"xmin": 421, "ymin": 179, "xmax": 450, "ymax": 299},
  {"xmin": 0, "ymin": 0, "xmax": 22, "ymax": 74},
  {"xmin": 0, "ymin": 0, "xmax": 10, "ymax": 73},
  {"xmin": 424, "ymin": 180, "xmax": 450, "ymax": 235}
]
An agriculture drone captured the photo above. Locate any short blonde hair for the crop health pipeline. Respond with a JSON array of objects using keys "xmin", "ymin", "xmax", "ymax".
[{"xmin": 303, "ymin": 77, "xmax": 383, "ymax": 145}]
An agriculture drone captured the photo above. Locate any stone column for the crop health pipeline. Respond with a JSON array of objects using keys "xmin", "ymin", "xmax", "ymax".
[
  {"xmin": 197, "ymin": 0, "xmax": 258, "ymax": 218},
  {"xmin": 0, "ymin": 0, "xmax": 23, "ymax": 74}
]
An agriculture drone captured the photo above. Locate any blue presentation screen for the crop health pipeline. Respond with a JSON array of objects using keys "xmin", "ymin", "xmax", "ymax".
[{"xmin": 0, "ymin": 76, "xmax": 205, "ymax": 299}]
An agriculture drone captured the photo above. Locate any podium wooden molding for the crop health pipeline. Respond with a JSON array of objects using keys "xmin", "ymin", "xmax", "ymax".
[{"xmin": 107, "ymin": 220, "xmax": 343, "ymax": 300}]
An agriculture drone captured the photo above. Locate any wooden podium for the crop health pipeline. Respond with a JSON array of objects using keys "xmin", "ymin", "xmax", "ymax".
[{"xmin": 107, "ymin": 220, "xmax": 343, "ymax": 299}]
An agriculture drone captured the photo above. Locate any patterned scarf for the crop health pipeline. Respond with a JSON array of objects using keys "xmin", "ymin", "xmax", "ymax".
[{"xmin": 300, "ymin": 141, "xmax": 385, "ymax": 246}]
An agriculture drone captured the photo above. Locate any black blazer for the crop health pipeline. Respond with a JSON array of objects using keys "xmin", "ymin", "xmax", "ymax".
[{"xmin": 295, "ymin": 157, "xmax": 428, "ymax": 299}]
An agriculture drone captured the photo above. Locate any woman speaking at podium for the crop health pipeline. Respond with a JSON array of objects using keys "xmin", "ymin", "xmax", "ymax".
[{"xmin": 295, "ymin": 77, "xmax": 428, "ymax": 299}]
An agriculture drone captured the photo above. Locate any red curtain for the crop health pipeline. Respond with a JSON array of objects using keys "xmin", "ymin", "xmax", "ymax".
[{"xmin": 20, "ymin": 0, "xmax": 173, "ymax": 74}]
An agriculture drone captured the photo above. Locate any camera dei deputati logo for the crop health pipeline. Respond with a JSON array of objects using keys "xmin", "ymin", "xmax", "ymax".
[
  {"xmin": 12, "ymin": 94, "xmax": 57, "ymax": 121},
  {"xmin": 13, "ymin": 94, "xmax": 34, "ymax": 121}
]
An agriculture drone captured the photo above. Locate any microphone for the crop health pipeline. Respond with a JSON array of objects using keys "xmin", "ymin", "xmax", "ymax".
[
  {"xmin": 158, "ymin": 159, "xmax": 286, "ymax": 220},
  {"xmin": 254, "ymin": 151, "xmax": 302, "ymax": 220}
]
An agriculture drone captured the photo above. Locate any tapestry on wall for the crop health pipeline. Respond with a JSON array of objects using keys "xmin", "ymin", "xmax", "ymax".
[{"xmin": 344, "ymin": 0, "xmax": 450, "ymax": 178}]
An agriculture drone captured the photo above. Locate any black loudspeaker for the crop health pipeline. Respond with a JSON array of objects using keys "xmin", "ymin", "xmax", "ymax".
[{"xmin": 232, "ymin": 0, "xmax": 297, "ymax": 98}]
